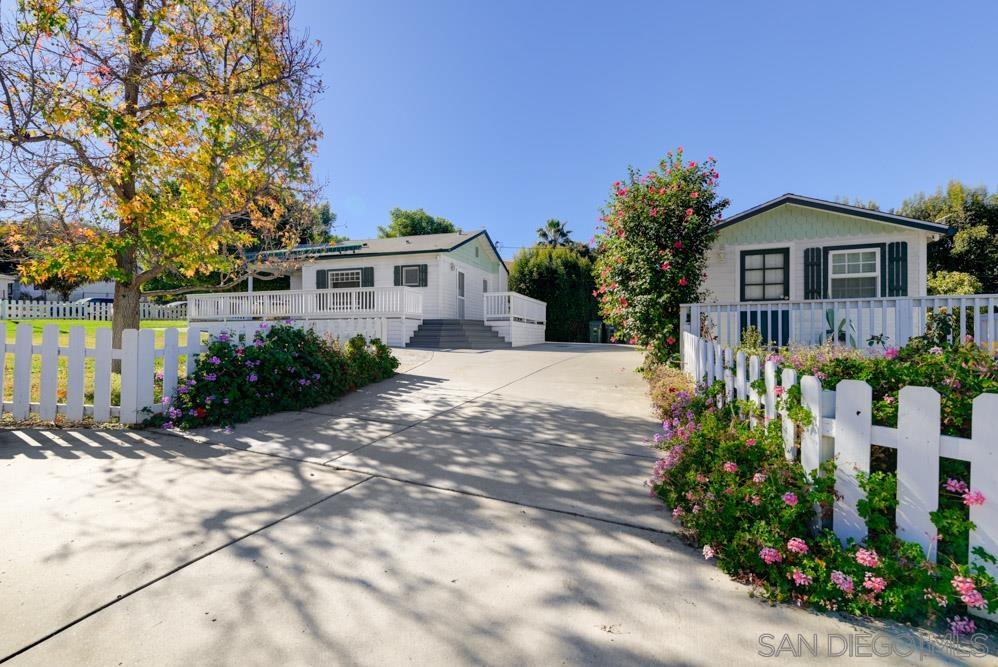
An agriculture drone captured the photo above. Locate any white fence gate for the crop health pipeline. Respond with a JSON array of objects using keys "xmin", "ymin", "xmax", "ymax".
[{"xmin": 681, "ymin": 331, "xmax": 997, "ymax": 615}]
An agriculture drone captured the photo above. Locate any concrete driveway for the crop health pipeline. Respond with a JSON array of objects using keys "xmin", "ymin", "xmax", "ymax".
[{"xmin": 0, "ymin": 345, "xmax": 971, "ymax": 665}]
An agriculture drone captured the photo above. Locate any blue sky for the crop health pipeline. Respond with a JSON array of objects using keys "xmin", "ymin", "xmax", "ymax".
[{"xmin": 297, "ymin": 0, "xmax": 998, "ymax": 257}]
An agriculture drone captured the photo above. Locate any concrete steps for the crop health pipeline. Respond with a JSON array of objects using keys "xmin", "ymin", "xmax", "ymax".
[{"xmin": 408, "ymin": 319, "xmax": 512, "ymax": 349}]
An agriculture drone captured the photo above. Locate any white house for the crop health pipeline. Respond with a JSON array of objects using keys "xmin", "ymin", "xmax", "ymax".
[
  {"xmin": 288, "ymin": 230, "xmax": 509, "ymax": 319},
  {"xmin": 684, "ymin": 194, "xmax": 961, "ymax": 348},
  {"xmin": 187, "ymin": 229, "xmax": 547, "ymax": 348}
]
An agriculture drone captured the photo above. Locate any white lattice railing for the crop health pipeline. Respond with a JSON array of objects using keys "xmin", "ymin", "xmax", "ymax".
[{"xmin": 187, "ymin": 287, "xmax": 423, "ymax": 321}]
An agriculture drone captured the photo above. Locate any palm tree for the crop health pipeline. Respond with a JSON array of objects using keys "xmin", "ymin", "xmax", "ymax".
[{"xmin": 537, "ymin": 219, "xmax": 572, "ymax": 247}]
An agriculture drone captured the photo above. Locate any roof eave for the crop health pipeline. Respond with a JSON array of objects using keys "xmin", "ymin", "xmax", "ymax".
[{"xmin": 715, "ymin": 194, "xmax": 953, "ymax": 235}]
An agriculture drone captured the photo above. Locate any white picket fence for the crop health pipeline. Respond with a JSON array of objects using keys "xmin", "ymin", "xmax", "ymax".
[
  {"xmin": 681, "ymin": 331, "xmax": 997, "ymax": 609},
  {"xmin": 0, "ymin": 320, "xmax": 382, "ymax": 426},
  {"xmin": 0, "ymin": 300, "xmax": 186, "ymax": 321}
]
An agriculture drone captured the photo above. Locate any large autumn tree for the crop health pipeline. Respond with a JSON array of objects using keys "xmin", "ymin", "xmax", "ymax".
[
  {"xmin": 0, "ymin": 0, "xmax": 321, "ymax": 344},
  {"xmin": 593, "ymin": 149, "xmax": 728, "ymax": 362}
]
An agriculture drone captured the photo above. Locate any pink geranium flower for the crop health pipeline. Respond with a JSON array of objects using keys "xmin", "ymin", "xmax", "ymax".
[
  {"xmin": 702, "ymin": 545, "xmax": 716, "ymax": 560},
  {"xmin": 790, "ymin": 568, "xmax": 812, "ymax": 587},
  {"xmin": 963, "ymin": 491, "xmax": 986, "ymax": 507},
  {"xmin": 722, "ymin": 461, "xmax": 738, "ymax": 473},
  {"xmin": 863, "ymin": 573, "xmax": 887, "ymax": 593},
  {"xmin": 782, "ymin": 492, "xmax": 798, "ymax": 507},
  {"xmin": 855, "ymin": 549, "xmax": 880, "ymax": 568},
  {"xmin": 759, "ymin": 547, "xmax": 782, "ymax": 565},
  {"xmin": 944, "ymin": 478, "xmax": 969, "ymax": 494},
  {"xmin": 787, "ymin": 538, "xmax": 808, "ymax": 554},
  {"xmin": 831, "ymin": 570, "xmax": 854, "ymax": 594}
]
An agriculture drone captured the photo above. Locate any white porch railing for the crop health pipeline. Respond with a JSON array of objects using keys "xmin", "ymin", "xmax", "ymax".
[
  {"xmin": 680, "ymin": 294, "xmax": 998, "ymax": 350},
  {"xmin": 187, "ymin": 287, "xmax": 423, "ymax": 322},
  {"xmin": 483, "ymin": 291, "xmax": 546, "ymax": 324},
  {"xmin": 483, "ymin": 292, "xmax": 546, "ymax": 347}
]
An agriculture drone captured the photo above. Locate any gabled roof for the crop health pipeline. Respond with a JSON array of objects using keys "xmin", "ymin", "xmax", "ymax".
[
  {"xmin": 715, "ymin": 193, "xmax": 954, "ymax": 235},
  {"xmin": 253, "ymin": 229, "xmax": 508, "ymax": 273}
]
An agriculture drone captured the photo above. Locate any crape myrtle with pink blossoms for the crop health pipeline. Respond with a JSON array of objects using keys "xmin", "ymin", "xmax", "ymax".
[
  {"xmin": 648, "ymin": 382, "xmax": 997, "ymax": 628},
  {"xmin": 150, "ymin": 324, "xmax": 398, "ymax": 429},
  {"xmin": 593, "ymin": 148, "xmax": 728, "ymax": 363}
]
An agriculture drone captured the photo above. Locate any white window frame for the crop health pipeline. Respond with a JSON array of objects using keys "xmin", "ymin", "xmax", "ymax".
[
  {"xmin": 828, "ymin": 248, "xmax": 880, "ymax": 298},
  {"xmin": 327, "ymin": 269, "xmax": 361, "ymax": 289},
  {"xmin": 401, "ymin": 265, "xmax": 421, "ymax": 287}
]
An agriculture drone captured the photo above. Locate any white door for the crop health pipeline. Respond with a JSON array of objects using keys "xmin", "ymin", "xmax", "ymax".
[{"xmin": 457, "ymin": 271, "xmax": 465, "ymax": 319}]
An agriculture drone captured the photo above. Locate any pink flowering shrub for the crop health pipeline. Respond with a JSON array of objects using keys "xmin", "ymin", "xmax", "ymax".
[
  {"xmin": 648, "ymin": 383, "xmax": 998, "ymax": 625},
  {"xmin": 593, "ymin": 148, "xmax": 729, "ymax": 362},
  {"xmin": 151, "ymin": 326, "xmax": 398, "ymax": 429}
]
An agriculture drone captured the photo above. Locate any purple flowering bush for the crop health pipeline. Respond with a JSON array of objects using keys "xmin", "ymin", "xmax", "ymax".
[
  {"xmin": 152, "ymin": 325, "xmax": 398, "ymax": 429},
  {"xmin": 649, "ymin": 384, "xmax": 997, "ymax": 628}
]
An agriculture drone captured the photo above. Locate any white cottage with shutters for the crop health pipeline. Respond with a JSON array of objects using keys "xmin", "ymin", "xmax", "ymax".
[
  {"xmin": 685, "ymin": 194, "xmax": 958, "ymax": 348},
  {"xmin": 187, "ymin": 230, "xmax": 548, "ymax": 348}
]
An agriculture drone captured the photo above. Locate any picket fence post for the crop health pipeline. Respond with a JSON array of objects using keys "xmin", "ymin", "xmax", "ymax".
[
  {"xmin": 832, "ymin": 380, "xmax": 873, "ymax": 545},
  {"xmin": 12, "ymin": 323, "xmax": 32, "ymax": 419},
  {"xmin": 38, "ymin": 325, "xmax": 59, "ymax": 421},
  {"xmin": 779, "ymin": 368, "xmax": 797, "ymax": 461},
  {"xmin": 763, "ymin": 360, "xmax": 777, "ymax": 422},
  {"xmin": 735, "ymin": 351, "xmax": 747, "ymax": 402},
  {"xmin": 969, "ymin": 394, "xmax": 998, "ymax": 620},
  {"xmin": 119, "ymin": 329, "xmax": 139, "ymax": 424},
  {"xmin": 65, "ymin": 326, "xmax": 86, "ymax": 422},
  {"xmin": 896, "ymin": 386, "xmax": 940, "ymax": 560}
]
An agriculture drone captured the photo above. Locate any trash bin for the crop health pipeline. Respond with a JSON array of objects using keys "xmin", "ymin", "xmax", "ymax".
[{"xmin": 588, "ymin": 320, "xmax": 604, "ymax": 344}]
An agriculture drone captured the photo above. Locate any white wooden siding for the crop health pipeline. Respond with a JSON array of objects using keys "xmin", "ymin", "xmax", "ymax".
[{"xmin": 703, "ymin": 230, "xmax": 928, "ymax": 303}]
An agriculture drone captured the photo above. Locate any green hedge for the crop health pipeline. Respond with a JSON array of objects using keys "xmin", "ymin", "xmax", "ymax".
[{"xmin": 508, "ymin": 246, "xmax": 598, "ymax": 342}]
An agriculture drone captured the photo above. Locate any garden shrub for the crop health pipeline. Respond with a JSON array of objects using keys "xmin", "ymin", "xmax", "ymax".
[
  {"xmin": 646, "ymin": 364, "xmax": 695, "ymax": 419},
  {"xmin": 593, "ymin": 148, "xmax": 729, "ymax": 362},
  {"xmin": 649, "ymin": 383, "xmax": 997, "ymax": 631},
  {"xmin": 152, "ymin": 324, "xmax": 398, "ymax": 429}
]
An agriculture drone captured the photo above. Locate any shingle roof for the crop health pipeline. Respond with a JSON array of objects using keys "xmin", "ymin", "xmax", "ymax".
[
  {"xmin": 252, "ymin": 229, "xmax": 508, "ymax": 272},
  {"xmin": 715, "ymin": 193, "xmax": 954, "ymax": 235}
]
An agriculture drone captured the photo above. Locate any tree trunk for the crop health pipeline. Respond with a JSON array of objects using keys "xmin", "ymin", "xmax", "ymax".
[
  {"xmin": 112, "ymin": 280, "xmax": 142, "ymax": 348},
  {"xmin": 111, "ymin": 245, "xmax": 141, "ymax": 373}
]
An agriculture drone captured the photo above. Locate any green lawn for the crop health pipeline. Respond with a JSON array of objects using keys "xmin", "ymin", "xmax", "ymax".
[{"xmin": 4, "ymin": 319, "xmax": 187, "ymax": 345}]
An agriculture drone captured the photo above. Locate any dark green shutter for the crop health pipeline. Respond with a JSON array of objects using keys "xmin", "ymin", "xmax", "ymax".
[
  {"xmin": 418, "ymin": 264, "xmax": 428, "ymax": 287},
  {"xmin": 393, "ymin": 266, "xmax": 401, "ymax": 286},
  {"xmin": 361, "ymin": 267, "xmax": 374, "ymax": 287},
  {"xmin": 887, "ymin": 242, "xmax": 908, "ymax": 296},
  {"xmin": 803, "ymin": 248, "xmax": 822, "ymax": 299},
  {"xmin": 315, "ymin": 270, "xmax": 328, "ymax": 289}
]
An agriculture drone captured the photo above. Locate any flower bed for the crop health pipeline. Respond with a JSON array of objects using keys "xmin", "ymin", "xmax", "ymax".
[
  {"xmin": 649, "ymin": 366, "xmax": 997, "ymax": 632},
  {"xmin": 151, "ymin": 324, "xmax": 398, "ymax": 429}
]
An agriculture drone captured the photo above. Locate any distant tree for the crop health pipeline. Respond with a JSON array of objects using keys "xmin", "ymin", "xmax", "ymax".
[
  {"xmin": 508, "ymin": 246, "xmax": 598, "ymax": 342},
  {"xmin": 378, "ymin": 208, "xmax": 457, "ymax": 238},
  {"xmin": 33, "ymin": 274, "xmax": 86, "ymax": 301},
  {"xmin": 834, "ymin": 196, "xmax": 881, "ymax": 211},
  {"xmin": 537, "ymin": 219, "xmax": 572, "ymax": 247},
  {"xmin": 898, "ymin": 181, "xmax": 998, "ymax": 292},
  {"xmin": 927, "ymin": 271, "xmax": 982, "ymax": 295}
]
